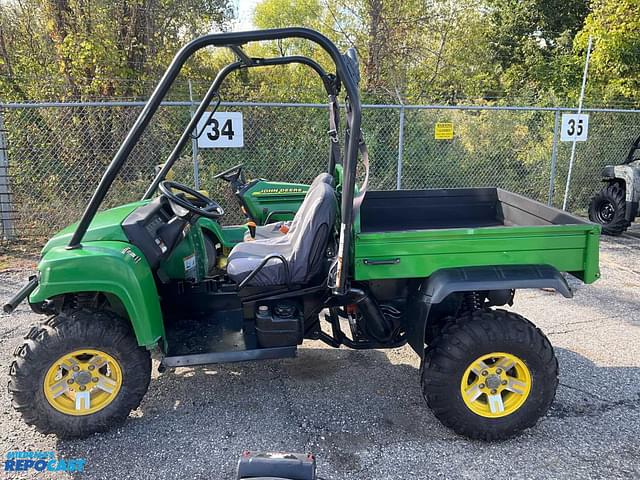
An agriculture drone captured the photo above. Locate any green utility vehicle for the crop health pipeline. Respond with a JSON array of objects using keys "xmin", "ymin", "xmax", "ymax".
[{"xmin": 4, "ymin": 28, "xmax": 600, "ymax": 441}]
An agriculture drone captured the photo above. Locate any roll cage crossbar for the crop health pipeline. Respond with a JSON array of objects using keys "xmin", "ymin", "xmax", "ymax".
[{"xmin": 66, "ymin": 27, "xmax": 362, "ymax": 294}]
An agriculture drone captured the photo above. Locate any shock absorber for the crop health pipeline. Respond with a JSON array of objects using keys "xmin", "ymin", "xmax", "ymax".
[
  {"xmin": 73, "ymin": 293, "xmax": 97, "ymax": 309},
  {"xmin": 463, "ymin": 291, "xmax": 483, "ymax": 313}
]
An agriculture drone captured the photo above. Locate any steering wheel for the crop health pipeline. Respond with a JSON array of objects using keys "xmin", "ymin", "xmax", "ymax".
[
  {"xmin": 213, "ymin": 163, "xmax": 245, "ymax": 183},
  {"xmin": 158, "ymin": 181, "xmax": 225, "ymax": 219}
]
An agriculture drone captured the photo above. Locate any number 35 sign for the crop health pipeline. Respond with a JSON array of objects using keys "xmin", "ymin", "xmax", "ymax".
[
  {"xmin": 560, "ymin": 113, "xmax": 589, "ymax": 142},
  {"xmin": 196, "ymin": 112, "xmax": 244, "ymax": 148}
]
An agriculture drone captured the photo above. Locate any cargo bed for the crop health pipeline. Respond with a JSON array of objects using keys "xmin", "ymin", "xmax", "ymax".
[{"xmin": 354, "ymin": 188, "xmax": 600, "ymax": 283}]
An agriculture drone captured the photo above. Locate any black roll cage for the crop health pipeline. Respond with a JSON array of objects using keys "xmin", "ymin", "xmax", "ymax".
[{"xmin": 66, "ymin": 27, "xmax": 362, "ymax": 294}]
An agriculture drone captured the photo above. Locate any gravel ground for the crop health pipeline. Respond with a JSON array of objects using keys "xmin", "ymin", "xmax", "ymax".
[{"xmin": 1, "ymin": 229, "xmax": 640, "ymax": 480}]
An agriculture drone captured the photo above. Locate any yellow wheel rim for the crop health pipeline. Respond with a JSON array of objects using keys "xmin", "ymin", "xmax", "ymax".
[
  {"xmin": 43, "ymin": 349, "xmax": 123, "ymax": 416},
  {"xmin": 460, "ymin": 352, "xmax": 532, "ymax": 418}
]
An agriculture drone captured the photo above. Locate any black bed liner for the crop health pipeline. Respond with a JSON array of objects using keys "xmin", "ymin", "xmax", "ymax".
[{"xmin": 359, "ymin": 188, "xmax": 589, "ymax": 233}]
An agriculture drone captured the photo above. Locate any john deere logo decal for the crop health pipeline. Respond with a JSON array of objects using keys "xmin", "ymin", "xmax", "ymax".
[{"xmin": 253, "ymin": 187, "xmax": 305, "ymax": 195}]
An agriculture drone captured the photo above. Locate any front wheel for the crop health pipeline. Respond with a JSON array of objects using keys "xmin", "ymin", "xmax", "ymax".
[
  {"xmin": 8, "ymin": 309, "xmax": 151, "ymax": 439},
  {"xmin": 588, "ymin": 183, "xmax": 629, "ymax": 235},
  {"xmin": 421, "ymin": 309, "xmax": 558, "ymax": 440}
]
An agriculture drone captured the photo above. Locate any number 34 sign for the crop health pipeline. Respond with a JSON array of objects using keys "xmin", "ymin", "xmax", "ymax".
[
  {"xmin": 560, "ymin": 113, "xmax": 589, "ymax": 142},
  {"xmin": 196, "ymin": 112, "xmax": 244, "ymax": 148}
]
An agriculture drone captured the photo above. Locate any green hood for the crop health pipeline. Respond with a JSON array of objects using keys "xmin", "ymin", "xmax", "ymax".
[{"xmin": 42, "ymin": 201, "xmax": 148, "ymax": 254}]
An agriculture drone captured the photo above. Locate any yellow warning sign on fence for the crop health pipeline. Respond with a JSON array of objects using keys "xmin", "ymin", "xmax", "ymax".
[{"xmin": 434, "ymin": 122, "xmax": 454, "ymax": 140}]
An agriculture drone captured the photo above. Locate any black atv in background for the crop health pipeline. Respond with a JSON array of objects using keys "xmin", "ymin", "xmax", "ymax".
[{"xmin": 589, "ymin": 134, "xmax": 640, "ymax": 235}]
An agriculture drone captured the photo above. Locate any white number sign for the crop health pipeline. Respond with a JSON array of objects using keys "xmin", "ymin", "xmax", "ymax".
[
  {"xmin": 196, "ymin": 112, "xmax": 244, "ymax": 148},
  {"xmin": 560, "ymin": 113, "xmax": 589, "ymax": 142}
]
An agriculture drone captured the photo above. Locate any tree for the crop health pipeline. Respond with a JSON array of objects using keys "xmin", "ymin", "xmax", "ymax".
[
  {"xmin": 576, "ymin": 0, "xmax": 640, "ymax": 106},
  {"xmin": 0, "ymin": 0, "xmax": 234, "ymax": 101},
  {"xmin": 483, "ymin": 0, "xmax": 590, "ymax": 103}
]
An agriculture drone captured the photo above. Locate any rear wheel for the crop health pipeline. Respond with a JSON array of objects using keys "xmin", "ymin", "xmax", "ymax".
[
  {"xmin": 588, "ymin": 183, "xmax": 629, "ymax": 235},
  {"xmin": 421, "ymin": 309, "xmax": 558, "ymax": 440},
  {"xmin": 8, "ymin": 309, "xmax": 151, "ymax": 439}
]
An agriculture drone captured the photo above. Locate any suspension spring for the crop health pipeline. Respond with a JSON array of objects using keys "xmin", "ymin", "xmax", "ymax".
[{"xmin": 463, "ymin": 291, "xmax": 483, "ymax": 312}]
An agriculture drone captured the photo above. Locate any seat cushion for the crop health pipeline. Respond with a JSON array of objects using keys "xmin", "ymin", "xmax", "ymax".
[
  {"xmin": 227, "ymin": 182, "xmax": 337, "ymax": 287},
  {"xmin": 243, "ymin": 222, "xmax": 290, "ymax": 241},
  {"xmin": 226, "ymin": 238, "xmax": 292, "ymax": 286}
]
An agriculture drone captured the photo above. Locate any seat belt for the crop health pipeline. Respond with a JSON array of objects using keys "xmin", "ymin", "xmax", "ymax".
[
  {"xmin": 345, "ymin": 100, "xmax": 369, "ymax": 213},
  {"xmin": 329, "ymin": 97, "xmax": 369, "ymax": 291}
]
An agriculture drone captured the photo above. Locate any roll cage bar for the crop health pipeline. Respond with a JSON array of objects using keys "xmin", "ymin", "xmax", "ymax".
[
  {"xmin": 622, "ymin": 133, "xmax": 640, "ymax": 165},
  {"xmin": 66, "ymin": 27, "xmax": 363, "ymax": 294}
]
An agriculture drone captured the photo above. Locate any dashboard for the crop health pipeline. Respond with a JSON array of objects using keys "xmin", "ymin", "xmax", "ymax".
[{"xmin": 122, "ymin": 197, "xmax": 187, "ymax": 269}]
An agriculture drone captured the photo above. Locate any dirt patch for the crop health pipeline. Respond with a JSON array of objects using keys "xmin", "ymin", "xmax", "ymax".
[{"xmin": 0, "ymin": 240, "xmax": 41, "ymax": 272}]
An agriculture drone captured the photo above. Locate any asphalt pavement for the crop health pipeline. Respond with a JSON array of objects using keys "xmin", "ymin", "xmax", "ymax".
[{"xmin": 0, "ymin": 228, "xmax": 639, "ymax": 479}]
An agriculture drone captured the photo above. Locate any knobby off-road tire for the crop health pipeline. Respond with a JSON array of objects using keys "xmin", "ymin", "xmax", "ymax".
[
  {"xmin": 588, "ymin": 183, "xmax": 629, "ymax": 235},
  {"xmin": 8, "ymin": 309, "xmax": 151, "ymax": 439},
  {"xmin": 421, "ymin": 309, "xmax": 558, "ymax": 441}
]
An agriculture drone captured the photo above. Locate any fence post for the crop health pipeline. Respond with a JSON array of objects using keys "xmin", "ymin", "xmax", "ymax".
[
  {"xmin": 0, "ymin": 110, "xmax": 14, "ymax": 241},
  {"xmin": 396, "ymin": 104, "xmax": 405, "ymax": 190},
  {"xmin": 547, "ymin": 109, "xmax": 560, "ymax": 206},
  {"xmin": 188, "ymin": 79, "xmax": 201, "ymax": 190}
]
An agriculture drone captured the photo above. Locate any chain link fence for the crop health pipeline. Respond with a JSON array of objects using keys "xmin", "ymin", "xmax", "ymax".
[{"xmin": 1, "ymin": 101, "xmax": 639, "ymax": 244}]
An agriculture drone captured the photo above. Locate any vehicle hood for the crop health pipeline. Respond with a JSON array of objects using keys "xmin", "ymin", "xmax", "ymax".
[{"xmin": 42, "ymin": 201, "xmax": 148, "ymax": 254}]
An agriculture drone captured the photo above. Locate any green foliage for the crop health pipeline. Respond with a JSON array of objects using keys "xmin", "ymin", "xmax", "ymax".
[
  {"xmin": 2, "ymin": 0, "xmax": 638, "ymax": 107},
  {"xmin": 576, "ymin": 0, "xmax": 640, "ymax": 105},
  {"xmin": 245, "ymin": 0, "xmax": 638, "ymax": 107},
  {"xmin": 0, "ymin": 0, "xmax": 233, "ymax": 101}
]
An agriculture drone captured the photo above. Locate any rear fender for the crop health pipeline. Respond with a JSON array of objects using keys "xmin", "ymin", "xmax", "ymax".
[
  {"xmin": 241, "ymin": 179, "xmax": 309, "ymax": 224},
  {"xmin": 29, "ymin": 242, "xmax": 164, "ymax": 348},
  {"xmin": 405, "ymin": 265, "xmax": 572, "ymax": 357}
]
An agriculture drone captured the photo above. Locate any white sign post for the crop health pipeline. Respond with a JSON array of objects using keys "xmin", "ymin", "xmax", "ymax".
[
  {"xmin": 562, "ymin": 35, "xmax": 593, "ymax": 211},
  {"xmin": 196, "ymin": 112, "xmax": 244, "ymax": 148},
  {"xmin": 560, "ymin": 113, "xmax": 589, "ymax": 142}
]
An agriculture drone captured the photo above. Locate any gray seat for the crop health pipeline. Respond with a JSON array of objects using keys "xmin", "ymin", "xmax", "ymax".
[
  {"xmin": 245, "ymin": 172, "xmax": 334, "ymax": 241},
  {"xmin": 228, "ymin": 181, "xmax": 337, "ymax": 287}
]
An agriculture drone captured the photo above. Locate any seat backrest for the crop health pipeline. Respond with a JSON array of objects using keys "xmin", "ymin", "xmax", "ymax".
[
  {"xmin": 311, "ymin": 172, "xmax": 334, "ymax": 188},
  {"xmin": 283, "ymin": 173, "xmax": 334, "ymax": 236},
  {"xmin": 287, "ymin": 182, "xmax": 337, "ymax": 283}
]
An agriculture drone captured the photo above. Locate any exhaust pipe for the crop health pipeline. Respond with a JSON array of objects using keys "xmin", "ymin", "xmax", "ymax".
[{"xmin": 3, "ymin": 276, "xmax": 38, "ymax": 314}]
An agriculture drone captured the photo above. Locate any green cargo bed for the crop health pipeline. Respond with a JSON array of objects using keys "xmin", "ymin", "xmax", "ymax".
[{"xmin": 354, "ymin": 188, "xmax": 600, "ymax": 283}]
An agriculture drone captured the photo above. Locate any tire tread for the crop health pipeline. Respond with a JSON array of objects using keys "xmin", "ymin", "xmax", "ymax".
[
  {"xmin": 421, "ymin": 309, "xmax": 558, "ymax": 441},
  {"xmin": 7, "ymin": 309, "xmax": 151, "ymax": 439}
]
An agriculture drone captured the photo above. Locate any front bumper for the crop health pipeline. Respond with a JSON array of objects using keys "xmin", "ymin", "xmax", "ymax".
[{"xmin": 3, "ymin": 275, "xmax": 38, "ymax": 314}]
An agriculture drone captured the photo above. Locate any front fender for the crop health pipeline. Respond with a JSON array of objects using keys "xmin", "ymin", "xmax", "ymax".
[
  {"xmin": 606, "ymin": 163, "xmax": 640, "ymax": 204},
  {"xmin": 29, "ymin": 242, "xmax": 164, "ymax": 348}
]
